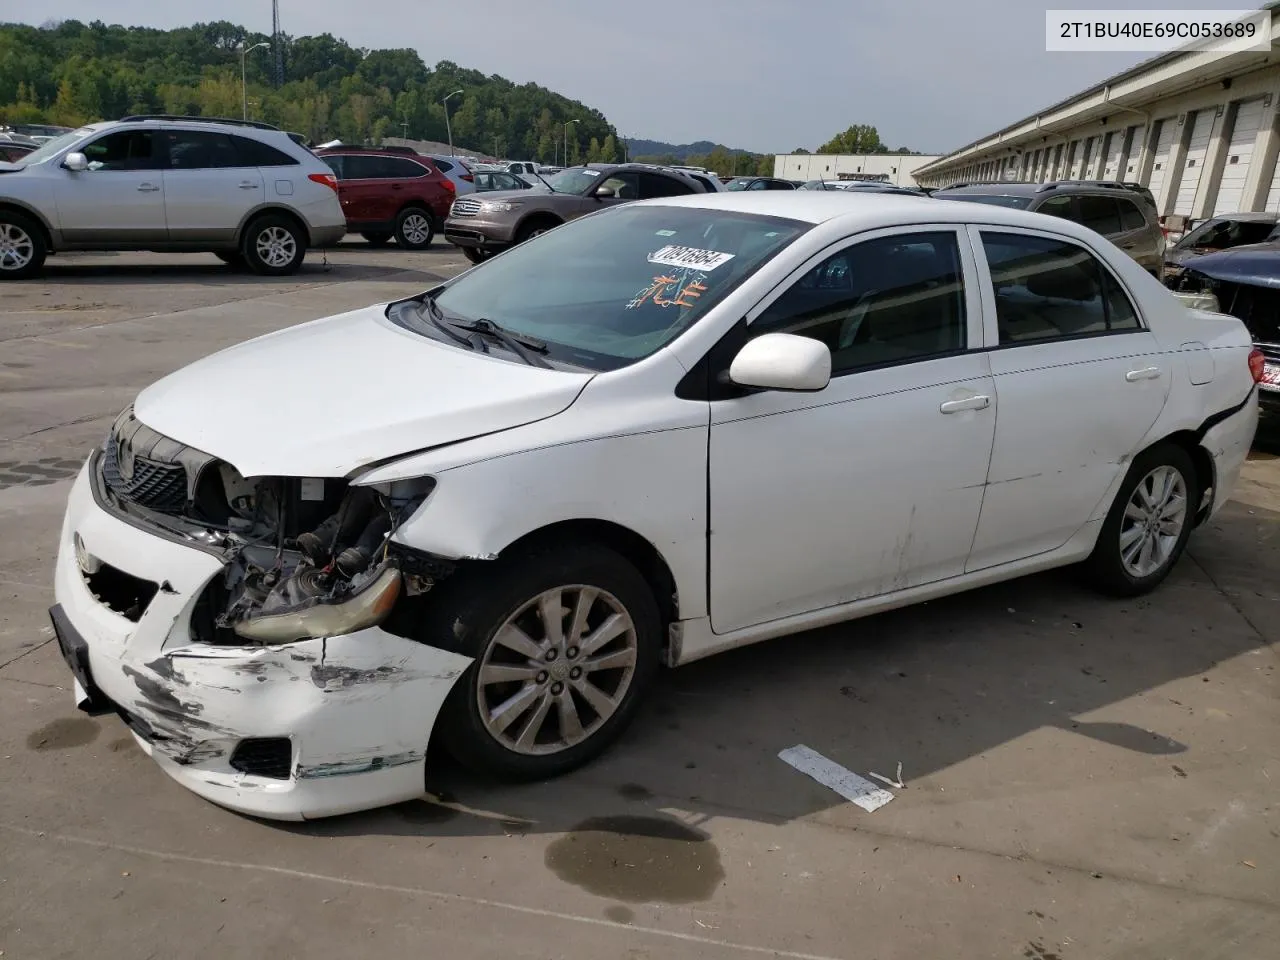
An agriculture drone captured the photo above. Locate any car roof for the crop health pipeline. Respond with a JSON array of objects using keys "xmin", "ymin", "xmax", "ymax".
[
  {"xmin": 632, "ymin": 190, "xmax": 1125, "ymax": 237},
  {"xmin": 1202, "ymin": 211, "xmax": 1280, "ymax": 223}
]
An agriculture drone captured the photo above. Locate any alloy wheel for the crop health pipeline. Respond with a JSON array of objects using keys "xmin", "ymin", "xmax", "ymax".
[
  {"xmin": 400, "ymin": 213, "xmax": 432, "ymax": 246},
  {"xmin": 1119, "ymin": 465, "xmax": 1188, "ymax": 578},
  {"xmin": 0, "ymin": 223, "xmax": 34, "ymax": 272},
  {"xmin": 255, "ymin": 226, "xmax": 297, "ymax": 268},
  {"xmin": 476, "ymin": 585, "xmax": 639, "ymax": 756}
]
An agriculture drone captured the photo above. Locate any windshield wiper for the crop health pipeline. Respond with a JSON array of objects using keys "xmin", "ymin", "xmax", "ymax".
[
  {"xmin": 416, "ymin": 294, "xmax": 480, "ymax": 350},
  {"xmin": 451, "ymin": 317, "xmax": 552, "ymax": 368}
]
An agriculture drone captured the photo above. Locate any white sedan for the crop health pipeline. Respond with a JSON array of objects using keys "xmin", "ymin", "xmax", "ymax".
[{"xmin": 51, "ymin": 192, "xmax": 1260, "ymax": 820}]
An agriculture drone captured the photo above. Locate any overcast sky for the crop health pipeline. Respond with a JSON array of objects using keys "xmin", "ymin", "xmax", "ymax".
[{"xmin": 3, "ymin": 0, "xmax": 1263, "ymax": 154}]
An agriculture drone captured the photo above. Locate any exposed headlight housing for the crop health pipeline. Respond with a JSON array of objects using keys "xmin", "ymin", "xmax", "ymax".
[{"xmin": 232, "ymin": 564, "xmax": 403, "ymax": 643}]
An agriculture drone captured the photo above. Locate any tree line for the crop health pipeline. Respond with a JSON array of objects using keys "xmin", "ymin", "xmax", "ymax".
[{"xmin": 0, "ymin": 19, "xmax": 619, "ymax": 163}]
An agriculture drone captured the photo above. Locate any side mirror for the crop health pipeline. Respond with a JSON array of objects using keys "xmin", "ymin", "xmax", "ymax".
[
  {"xmin": 594, "ymin": 185, "xmax": 616, "ymax": 199},
  {"xmin": 728, "ymin": 333, "xmax": 831, "ymax": 392},
  {"xmin": 63, "ymin": 152, "xmax": 88, "ymax": 172}
]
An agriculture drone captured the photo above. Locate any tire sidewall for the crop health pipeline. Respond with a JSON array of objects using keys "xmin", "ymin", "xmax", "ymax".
[
  {"xmin": 434, "ymin": 544, "xmax": 662, "ymax": 780},
  {"xmin": 242, "ymin": 215, "xmax": 305, "ymax": 275},
  {"xmin": 0, "ymin": 211, "xmax": 47, "ymax": 280},
  {"xmin": 395, "ymin": 208, "xmax": 434, "ymax": 249},
  {"xmin": 1090, "ymin": 443, "xmax": 1200, "ymax": 596}
]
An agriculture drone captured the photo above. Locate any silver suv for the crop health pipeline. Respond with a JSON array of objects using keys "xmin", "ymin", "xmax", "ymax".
[{"xmin": 0, "ymin": 115, "xmax": 347, "ymax": 280}]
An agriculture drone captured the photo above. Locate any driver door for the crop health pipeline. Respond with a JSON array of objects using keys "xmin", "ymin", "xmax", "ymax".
[
  {"xmin": 708, "ymin": 226, "xmax": 997, "ymax": 634},
  {"xmin": 53, "ymin": 129, "xmax": 167, "ymax": 244}
]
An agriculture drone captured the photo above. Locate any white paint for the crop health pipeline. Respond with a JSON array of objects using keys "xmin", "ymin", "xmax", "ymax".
[
  {"xmin": 1175, "ymin": 109, "xmax": 1219, "ymax": 215},
  {"xmin": 1214, "ymin": 98, "xmax": 1266, "ymax": 215},
  {"xmin": 1146, "ymin": 118, "xmax": 1179, "ymax": 209},
  {"xmin": 55, "ymin": 192, "xmax": 1261, "ymax": 818},
  {"xmin": 778, "ymin": 745, "xmax": 894, "ymax": 812}
]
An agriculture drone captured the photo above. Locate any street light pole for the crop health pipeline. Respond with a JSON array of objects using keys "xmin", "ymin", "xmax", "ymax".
[
  {"xmin": 442, "ymin": 89, "xmax": 463, "ymax": 157},
  {"xmin": 564, "ymin": 119, "xmax": 580, "ymax": 167},
  {"xmin": 400, "ymin": 120, "xmax": 409, "ymax": 140},
  {"xmin": 240, "ymin": 42, "xmax": 270, "ymax": 121}
]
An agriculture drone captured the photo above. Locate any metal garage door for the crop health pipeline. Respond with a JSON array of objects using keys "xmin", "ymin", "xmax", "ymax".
[
  {"xmin": 1123, "ymin": 126, "xmax": 1146, "ymax": 180},
  {"xmin": 1214, "ymin": 98, "xmax": 1266, "ymax": 214},
  {"xmin": 1102, "ymin": 130, "xmax": 1124, "ymax": 179},
  {"xmin": 1066, "ymin": 140, "xmax": 1082, "ymax": 178},
  {"xmin": 1266, "ymin": 156, "xmax": 1280, "ymax": 211},
  {"xmin": 1145, "ymin": 118, "xmax": 1178, "ymax": 208},
  {"xmin": 1174, "ymin": 108, "xmax": 1217, "ymax": 215}
]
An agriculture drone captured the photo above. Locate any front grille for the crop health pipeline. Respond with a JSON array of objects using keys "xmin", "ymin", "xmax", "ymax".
[
  {"xmin": 449, "ymin": 198, "xmax": 482, "ymax": 218},
  {"xmin": 103, "ymin": 439, "xmax": 187, "ymax": 512},
  {"xmin": 229, "ymin": 738, "xmax": 293, "ymax": 780}
]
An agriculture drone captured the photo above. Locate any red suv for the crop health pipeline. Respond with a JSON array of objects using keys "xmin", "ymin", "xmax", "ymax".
[{"xmin": 316, "ymin": 146, "xmax": 455, "ymax": 249}]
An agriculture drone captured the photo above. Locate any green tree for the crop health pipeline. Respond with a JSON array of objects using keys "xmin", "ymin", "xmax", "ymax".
[
  {"xmin": 586, "ymin": 136, "xmax": 601, "ymax": 162},
  {"xmin": 816, "ymin": 125, "xmax": 884, "ymax": 155},
  {"xmin": 600, "ymin": 133, "xmax": 618, "ymax": 163}
]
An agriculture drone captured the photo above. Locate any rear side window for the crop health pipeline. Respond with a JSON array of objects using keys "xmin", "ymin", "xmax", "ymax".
[
  {"xmin": 232, "ymin": 135, "xmax": 299, "ymax": 167},
  {"xmin": 980, "ymin": 232, "xmax": 1142, "ymax": 344},
  {"xmin": 380, "ymin": 157, "xmax": 428, "ymax": 179},
  {"xmin": 343, "ymin": 155, "xmax": 382, "ymax": 179},
  {"xmin": 1077, "ymin": 195, "xmax": 1122, "ymax": 235},
  {"xmin": 1117, "ymin": 198, "xmax": 1147, "ymax": 231},
  {"xmin": 1036, "ymin": 195, "xmax": 1074, "ymax": 219},
  {"xmin": 433, "ymin": 157, "xmax": 454, "ymax": 172},
  {"xmin": 82, "ymin": 130, "xmax": 159, "ymax": 170}
]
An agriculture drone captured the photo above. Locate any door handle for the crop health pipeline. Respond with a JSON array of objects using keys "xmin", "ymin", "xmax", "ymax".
[
  {"xmin": 238, "ymin": 181, "xmax": 259, "ymax": 190},
  {"xmin": 1125, "ymin": 366, "xmax": 1162, "ymax": 381},
  {"xmin": 940, "ymin": 395, "xmax": 991, "ymax": 414},
  {"xmin": 391, "ymin": 184, "xmax": 403, "ymax": 190},
  {"xmin": 137, "ymin": 183, "xmax": 160, "ymax": 192}
]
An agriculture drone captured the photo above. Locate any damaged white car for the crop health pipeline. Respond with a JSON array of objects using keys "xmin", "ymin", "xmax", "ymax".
[{"xmin": 53, "ymin": 192, "xmax": 1260, "ymax": 820}]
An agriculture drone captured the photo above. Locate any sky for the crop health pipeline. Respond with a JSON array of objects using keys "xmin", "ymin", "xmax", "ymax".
[{"xmin": 0, "ymin": 0, "xmax": 1265, "ymax": 155}]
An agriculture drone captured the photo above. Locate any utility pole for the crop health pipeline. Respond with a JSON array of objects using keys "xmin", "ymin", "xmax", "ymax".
[
  {"xmin": 443, "ymin": 89, "xmax": 463, "ymax": 157},
  {"xmin": 240, "ymin": 42, "xmax": 269, "ymax": 120},
  {"xmin": 564, "ymin": 119, "xmax": 580, "ymax": 167},
  {"xmin": 400, "ymin": 120, "xmax": 409, "ymax": 140},
  {"xmin": 271, "ymin": 0, "xmax": 284, "ymax": 86}
]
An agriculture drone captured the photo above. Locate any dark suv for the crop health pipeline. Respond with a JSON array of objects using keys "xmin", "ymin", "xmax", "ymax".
[
  {"xmin": 932, "ymin": 180, "xmax": 1165, "ymax": 275},
  {"xmin": 317, "ymin": 146, "xmax": 455, "ymax": 249},
  {"xmin": 443, "ymin": 162, "xmax": 710, "ymax": 263}
]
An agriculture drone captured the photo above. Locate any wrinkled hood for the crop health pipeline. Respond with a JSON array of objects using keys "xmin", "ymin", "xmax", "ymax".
[
  {"xmin": 133, "ymin": 304, "xmax": 593, "ymax": 478},
  {"xmin": 1183, "ymin": 242, "xmax": 1280, "ymax": 289}
]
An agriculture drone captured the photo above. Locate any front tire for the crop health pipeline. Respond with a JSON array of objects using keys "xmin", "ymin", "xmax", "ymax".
[
  {"xmin": 460, "ymin": 246, "xmax": 489, "ymax": 265},
  {"xmin": 0, "ymin": 210, "xmax": 47, "ymax": 280},
  {"xmin": 429, "ymin": 543, "xmax": 661, "ymax": 780},
  {"xmin": 394, "ymin": 207, "xmax": 434, "ymax": 249},
  {"xmin": 1084, "ymin": 442, "xmax": 1200, "ymax": 597},
  {"xmin": 242, "ymin": 215, "xmax": 306, "ymax": 276},
  {"xmin": 515, "ymin": 219, "xmax": 558, "ymax": 244},
  {"xmin": 361, "ymin": 232, "xmax": 392, "ymax": 247}
]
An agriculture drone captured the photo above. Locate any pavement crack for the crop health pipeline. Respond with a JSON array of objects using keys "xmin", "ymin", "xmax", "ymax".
[
  {"xmin": 1186, "ymin": 549, "xmax": 1275, "ymax": 656},
  {"xmin": 0, "ymin": 637, "xmax": 54, "ymax": 672}
]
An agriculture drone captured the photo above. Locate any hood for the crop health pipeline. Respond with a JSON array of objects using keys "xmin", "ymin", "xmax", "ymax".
[
  {"xmin": 0, "ymin": 161, "xmax": 24, "ymax": 173},
  {"xmin": 1183, "ymin": 242, "xmax": 1280, "ymax": 289},
  {"xmin": 133, "ymin": 304, "xmax": 593, "ymax": 479}
]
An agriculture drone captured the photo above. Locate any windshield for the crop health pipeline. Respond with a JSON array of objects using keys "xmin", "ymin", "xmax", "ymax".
[
  {"xmin": 544, "ymin": 166, "xmax": 604, "ymax": 194},
  {"xmin": 425, "ymin": 205, "xmax": 810, "ymax": 370},
  {"xmin": 936, "ymin": 192, "xmax": 1034, "ymax": 209},
  {"xmin": 726, "ymin": 179, "xmax": 750, "ymax": 191},
  {"xmin": 20, "ymin": 127, "xmax": 95, "ymax": 164},
  {"xmin": 1176, "ymin": 218, "xmax": 1277, "ymax": 250}
]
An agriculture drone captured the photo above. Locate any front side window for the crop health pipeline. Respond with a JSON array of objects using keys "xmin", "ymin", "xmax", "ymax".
[
  {"xmin": 981, "ymin": 232, "xmax": 1141, "ymax": 345},
  {"xmin": 1036, "ymin": 195, "xmax": 1074, "ymax": 219},
  {"xmin": 423, "ymin": 205, "xmax": 810, "ymax": 370},
  {"xmin": 82, "ymin": 131, "xmax": 157, "ymax": 171},
  {"xmin": 726, "ymin": 178, "xmax": 750, "ymax": 191},
  {"xmin": 600, "ymin": 172, "xmax": 640, "ymax": 199},
  {"xmin": 752, "ymin": 231, "xmax": 967, "ymax": 374}
]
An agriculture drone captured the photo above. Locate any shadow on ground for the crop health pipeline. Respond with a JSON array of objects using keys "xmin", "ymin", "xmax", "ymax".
[{"xmin": 267, "ymin": 497, "xmax": 1277, "ymax": 843}]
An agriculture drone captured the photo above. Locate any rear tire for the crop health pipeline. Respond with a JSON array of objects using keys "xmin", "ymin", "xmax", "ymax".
[
  {"xmin": 1083, "ymin": 442, "xmax": 1200, "ymax": 597},
  {"xmin": 361, "ymin": 232, "xmax": 392, "ymax": 247},
  {"xmin": 394, "ymin": 207, "xmax": 434, "ymax": 249},
  {"xmin": 426, "ymin": 543, "xmax": 662, "ymax": 781},
  {"xmin": 0, "ymin": 210, "xmax": 47, "ymax": 280},
  {"xmin": 241, "ymin": 214, "xmax": 307, "ymax": 276}
]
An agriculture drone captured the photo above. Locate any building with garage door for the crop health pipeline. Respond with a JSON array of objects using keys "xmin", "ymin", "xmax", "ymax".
[{"xmin": 913, "ymin": 3, "xmax": 1280, "ymax": 226}]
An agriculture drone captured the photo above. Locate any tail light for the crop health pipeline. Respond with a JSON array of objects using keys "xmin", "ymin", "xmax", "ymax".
[
  {"xmin": 1249, "ymin": 347, "xmax": 1266, "ymax": 384},
  {"xmin": 460, "ymin": 173, "xmax": 474, "ymax": 183},
  {"xmin": 308, "ymin": 173, "xmax": 339, "ymax": 192},
  {"xmin": 441, "ymin": 178, "xmax": 456, "ymax": 193}
]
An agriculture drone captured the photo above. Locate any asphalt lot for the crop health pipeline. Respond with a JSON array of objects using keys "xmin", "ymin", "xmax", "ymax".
[{"xmin": 2, "ymin": 243, "xmax": 1279, "ymax": 959}]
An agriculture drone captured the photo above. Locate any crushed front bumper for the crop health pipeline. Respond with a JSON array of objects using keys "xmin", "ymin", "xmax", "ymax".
[{"xmin": 52, "ymin": 460, "xmax": 472, "ymax": 821}]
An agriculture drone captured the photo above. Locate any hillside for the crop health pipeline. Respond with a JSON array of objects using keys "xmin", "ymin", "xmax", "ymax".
[
  {"xmin": 0, "ymin": 19, "xmax": 620, "ymax": 163},
  {"xmin": 623, "ymin": 137, "xmax": 757, "ymax": 160}
]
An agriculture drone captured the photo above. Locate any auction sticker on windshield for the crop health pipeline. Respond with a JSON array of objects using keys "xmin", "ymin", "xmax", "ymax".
[{"xmin": 648, "ymin": 245, "xmax": 735, "ymax": 271}]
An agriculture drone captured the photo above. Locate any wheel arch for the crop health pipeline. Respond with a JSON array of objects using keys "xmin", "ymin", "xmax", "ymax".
[
  {"xmin": 236, "ymin": 204, "xmax": 312, "ymax": 246},
  {"xmin": 0, "ymin": 200, "xmax": 56, "ymax": 250},
  {"xmin": 1152, "ymin": 429, "xmax": 1217, "ymax": 526},
  {"xmin": 514, "ymin": 211, "xmax": 563, "ymax": 239}
]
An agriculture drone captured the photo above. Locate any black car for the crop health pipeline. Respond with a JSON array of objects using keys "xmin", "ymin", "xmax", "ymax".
[
  {"xmin": 1163, "ymin": 212, "xmax": 1280, "ymax": 281},
  {"xmin": 725, "ymin": 177, "xmax": 797, "ymax": 191}
]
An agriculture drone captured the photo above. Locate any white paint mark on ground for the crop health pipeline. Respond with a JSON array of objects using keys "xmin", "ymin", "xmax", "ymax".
[{"xmin": 778, "ymin": 745, "xmax": 894, "ymax": 812}]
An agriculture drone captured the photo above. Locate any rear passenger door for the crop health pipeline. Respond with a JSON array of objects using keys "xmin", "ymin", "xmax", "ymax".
[
  {"xmin": 160, "ymin": 130, "xmax": 266, "ymax": 240},
  {"xmin": 1113, "ymin": 196, "xmax": 1160, "ymax": 272},
  {"xmin": 965, "ymin": 228, "xmax": 1170, "ymax": 572}
]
